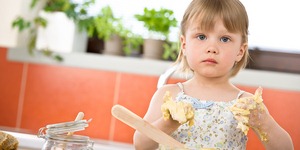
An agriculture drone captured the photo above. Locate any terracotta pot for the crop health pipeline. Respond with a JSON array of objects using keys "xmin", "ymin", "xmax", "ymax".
[
  {"xmin": 103, "ymin": 35, "xmax": 123, "ymax": 56},
  {"xmin": 143, "ymin": 39, "xmax": 165, "ymax": 60}
]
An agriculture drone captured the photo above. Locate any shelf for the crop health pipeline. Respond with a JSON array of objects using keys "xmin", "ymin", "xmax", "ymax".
[
  {"xmin": 7, "ymin": 48, "xmax": 300, "ymax": 91},
  {"xmin": 7, "ymin": 48, "xmax": 174, "ymax": 76}
]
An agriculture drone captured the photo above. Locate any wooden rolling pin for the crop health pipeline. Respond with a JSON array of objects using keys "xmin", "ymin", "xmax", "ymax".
[{"xmin": 111, "ymin": 104, "xmax": 185, "ymax": 148}]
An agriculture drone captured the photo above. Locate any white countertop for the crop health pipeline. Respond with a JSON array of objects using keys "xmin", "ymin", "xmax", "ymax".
[{"xmin": 4, "ymin": 130, "xmax": 134, "ymax": 150}]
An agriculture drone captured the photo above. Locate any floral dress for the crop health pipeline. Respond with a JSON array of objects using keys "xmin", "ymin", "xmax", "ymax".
[{"xmin": 171, "ymin": 83, "xmax": 247, "ymax": 150}]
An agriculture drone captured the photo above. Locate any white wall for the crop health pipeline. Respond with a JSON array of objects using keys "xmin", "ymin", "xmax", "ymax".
[
  {"xmin": 241, "ymin": 0, "xmax": 300, "ymax": 53},
  {"xmin": 0, "ymin": 0, "xmax": 44, "ymax": 48},
  {"xmin": 0, "ymin": 0, "xmax": 24, "ymax": 47}
]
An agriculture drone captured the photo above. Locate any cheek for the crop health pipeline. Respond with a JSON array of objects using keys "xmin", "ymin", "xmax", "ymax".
[
  {"xmin": 185, "ymin": 42, "xmax": 202, "ymax": 55},
  {"xmin": 221, "ymin": 53, "xmax": 238, "ymax": 66},
  {"xmin": 185, "ymin": 51, "xmax": 200, "ymax": 69},
  {"xmin": 184, "ymin": 43, "xmax": 205, "ymax": 67}
]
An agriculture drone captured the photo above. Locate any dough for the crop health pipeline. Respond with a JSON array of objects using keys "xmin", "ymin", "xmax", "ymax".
[
  {"xmin": 229, "ymin": 87, "xmax": 268, "ymax": 142},
  {"xmin": 0, "ymin": 131, "xmax": 18, "ymax": 150},
  {"xmin": 161, "ymin": 91, "xmax": 194, "ymax": 126}
]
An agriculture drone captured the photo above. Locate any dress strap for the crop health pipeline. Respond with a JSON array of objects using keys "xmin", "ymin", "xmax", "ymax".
[
  {"xmin": 176, "ymin": 83, "xmax": 184, "ymax": 92},
  {"xmin": 236, "ymin": 90, "xmax": 245, "ymax": 99}
]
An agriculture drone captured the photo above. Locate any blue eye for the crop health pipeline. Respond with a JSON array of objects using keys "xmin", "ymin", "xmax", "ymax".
[
  {"xmin": 220, "ymin": 37, "xmax": 230, "ymax": 42},
  {"xmin": 197, "ymin": 34, "xmax": 206, "ymax": 40}
]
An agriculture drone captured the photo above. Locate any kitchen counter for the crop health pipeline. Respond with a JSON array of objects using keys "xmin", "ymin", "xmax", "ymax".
[
  {"xmin": 3, "ymin": 130, "xmax": 134, "ymax": 150},
  {"xmin": 7, "ymin": 48, "xmax": 300, "ymax": 91}
]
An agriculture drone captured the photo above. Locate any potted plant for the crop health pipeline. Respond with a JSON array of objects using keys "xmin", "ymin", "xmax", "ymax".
[
  {"xmin": 134, "ymin": 7, "xmax": 178, "ymax": 60},
  {"xmin": 78, "ymin": 16, "xmax": 104, "ymax": 54},
  {"xmin": 93, "ymin": 6, "xmax": 126, "ymax": 56},
  {"xmin": 122, "ymin": 29, "xmax": 144, "ymax": 57},
  {"xmin": 162, "ymin": 41, "xmax": 180, "ymax": 61},
  {"xmin": 11, "ymin": 0, "xmax": 95, "ymax": 62}
]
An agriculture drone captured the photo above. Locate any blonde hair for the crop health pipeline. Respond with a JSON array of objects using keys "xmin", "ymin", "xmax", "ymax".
[{"xmin": 175, "ymin": 0, "xmax": 249, "ymax": 77}]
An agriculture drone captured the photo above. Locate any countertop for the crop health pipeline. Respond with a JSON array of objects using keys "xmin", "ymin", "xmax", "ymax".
[
  {"xmin": 7, "ymin": 48, "xmax": 300, "ymax": 91},
  {"xmin": 2, "ymin": 130, "xmax": 134, "ymax": 150}
]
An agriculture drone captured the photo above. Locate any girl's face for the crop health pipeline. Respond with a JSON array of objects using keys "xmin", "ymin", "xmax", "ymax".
[{"xmin": 180, "ymin": 18, "xmax": 247, "ymax": 78}]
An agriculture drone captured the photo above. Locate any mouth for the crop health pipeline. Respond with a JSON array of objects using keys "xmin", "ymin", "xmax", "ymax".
[{"xmin": 202, "ymin": 58, "xmax": 217, "ymax": 64}]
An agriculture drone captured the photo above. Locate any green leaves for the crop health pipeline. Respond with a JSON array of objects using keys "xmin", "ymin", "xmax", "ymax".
[
  {"xmin": 41, "ymin": 49, "xmax": 64, "ymax": 62},
  {"xmin": 34, "ymin": 16, "xmax": 47, "ymax": 28},
  {"xmin": 134, "ymin": 8, "xmax": 178, "ymax": 39},
  {"xmin": 11, "ymin": 17, "xmax": 31, "ymax": 32},
  {"xmin": 93, "ymin": 6, "xmax": 123, "ymax": 41},
  {"xmin": 43, "ymin": 0, "xmax": 94, "ymax": 22},
  {"xmin": 162, "ymin": 41, "xmax": 179, "ymax": 61},
  {"xmin": 30, "ymin": 0, "xmax": 39, "ymax": 8},
  {"xmin": 43, "ymin": 0, "xmax": 69, "ymax": 12},
  {"xmin": 122, "ymin": 30, "xmax": 143, "ymax": 56},
  {"xmin": 11, "ymin": 0, "xmax": 95, "ymax": 62},
  {"xmin": 78, "ymin": 17, "xmax": 95, "ymax": 37}
]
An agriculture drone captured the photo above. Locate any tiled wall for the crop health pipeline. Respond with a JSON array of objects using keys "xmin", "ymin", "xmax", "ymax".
[{"xmin": 1, "ymin": 47, "xmax": 300, "ymax": 149}]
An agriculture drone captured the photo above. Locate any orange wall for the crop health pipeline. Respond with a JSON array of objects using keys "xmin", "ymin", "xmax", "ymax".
[{"xmin": 1, "ymin": 47, "xmax": 299, "ymax": 149}]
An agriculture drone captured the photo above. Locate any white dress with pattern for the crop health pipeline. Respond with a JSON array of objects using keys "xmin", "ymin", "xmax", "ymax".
[{"xmin": 171, "ymin": 83, "xmax": 247, "ymax": 150}]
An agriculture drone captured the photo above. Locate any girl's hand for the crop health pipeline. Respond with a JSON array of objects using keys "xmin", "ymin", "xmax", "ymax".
[
  {"xmin": 248, "ymin": 103, "xmax": 268, "ymax": 128},
  {"xmin": 161, "ymin": 91, "xmax": 195, "ymax": 126},
  {"xmin": 230, "ymin": 87, "xmax": 269, "ymax": 142},
  {"xmin": 248, "ymin": 102, "xmax": 270, "ymax": 142}
]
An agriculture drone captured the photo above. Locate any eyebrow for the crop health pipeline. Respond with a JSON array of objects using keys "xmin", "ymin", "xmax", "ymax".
[
  {"xmin": 190, "ymin": 27, "xmax": 204, "ymax": 33},
  {"xmin": 190, "ymin": 26, "xmax": 230, "ymax": 34}
]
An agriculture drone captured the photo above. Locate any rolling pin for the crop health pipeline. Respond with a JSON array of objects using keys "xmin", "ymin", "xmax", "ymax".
[{"xmin": 111, "ymin": 104, "xmax": 185, "ymax": 148}]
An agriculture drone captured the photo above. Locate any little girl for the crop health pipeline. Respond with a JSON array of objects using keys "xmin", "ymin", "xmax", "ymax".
[{"xmin": 133, "ymin": 0, "xmax": 294, "ymax": 149}]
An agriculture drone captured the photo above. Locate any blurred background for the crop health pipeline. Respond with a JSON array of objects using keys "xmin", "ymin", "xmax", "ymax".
[
  {"xmin": 89, "ymin": 0, "xmax": 300, "ymax": 52},
  {"xmin": 0, "ymin": 0, "xmax": 299, "ymax": 149}
]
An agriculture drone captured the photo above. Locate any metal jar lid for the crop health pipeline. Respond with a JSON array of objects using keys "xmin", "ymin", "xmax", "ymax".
[{"xmin": 37, "ymin": 119, "xmax": 92, "ymax": 142}]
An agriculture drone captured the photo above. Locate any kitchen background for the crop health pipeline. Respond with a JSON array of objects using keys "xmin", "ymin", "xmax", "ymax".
[{"xmin": 1, "ymin": 0, "xmax": 300, "ymax": 149}]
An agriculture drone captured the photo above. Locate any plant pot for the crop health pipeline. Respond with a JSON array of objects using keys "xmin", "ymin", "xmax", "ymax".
[
  {"xmin": 124, "ymin": 44, "xmax": 143, "ymax": 58},
  {"xmin": 143, "ymin": 38, "xmax": 165, "ymax": 60},
  {"xmin": 103, "ymin": 34, "xmax": 123, "ymax": 56},
  {"xmin": 129, "ymin": 46, "xmax": 143, "ymax": 57},
  {"xmin": 35, "ymin": 11, "xmax": 87, "ymax": 53},
  {"xmin": 87, "ymin": 37, "xmax": 104, "ymax": 54}
]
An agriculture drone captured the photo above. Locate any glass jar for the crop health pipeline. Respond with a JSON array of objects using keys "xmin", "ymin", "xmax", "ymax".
[
  {"xmin": 40, "ymin": 133, "xmax": 94, "ymax": 150},
  {"xmin": 38, "ymin": 119, "xmax": 93, "ymax": 150}
]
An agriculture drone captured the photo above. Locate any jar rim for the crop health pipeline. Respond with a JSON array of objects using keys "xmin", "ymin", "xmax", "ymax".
[
  {"xmin": 45, "ymin": 133, "xmax": 93, "ymax": 143},
  {"xmin": 37, "ymin": 119, "xmax": 92, "ymax": 138}
]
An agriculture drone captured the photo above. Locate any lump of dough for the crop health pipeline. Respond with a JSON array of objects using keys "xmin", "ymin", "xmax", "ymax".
[
  {"xmin": 0, "ymin": 131, "xmax": 19, "ymax": 150},
  {"xmin": 161, "ymin": 91, "xmax": 194, "ymax": 126}
]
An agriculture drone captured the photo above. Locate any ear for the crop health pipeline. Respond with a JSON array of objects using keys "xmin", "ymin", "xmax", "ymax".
[
  {"xmin": 236, "ymin": 43, "xmax": 247, "ymax": 62},
  {"xmin": 180, "ymin": 35, "xmax": 186, "ymax": 54}
]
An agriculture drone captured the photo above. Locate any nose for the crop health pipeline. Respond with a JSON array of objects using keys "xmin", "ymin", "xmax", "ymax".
[
  {"xmin": 205, "ymin": 39, "xmax": 219, "ymax": 54},
  {"xmin": 206, "ymin": 48, "xmax": 218, "ymax": 54}
]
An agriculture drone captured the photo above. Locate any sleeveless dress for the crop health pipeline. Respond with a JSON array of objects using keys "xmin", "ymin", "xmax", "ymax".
[{"xmin": 171, "ymin": 83, "xmax": 247, "ymax": 150}]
